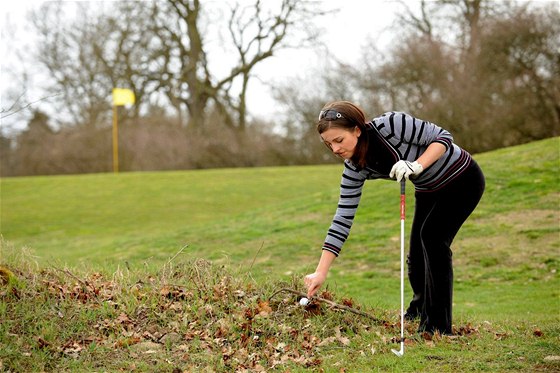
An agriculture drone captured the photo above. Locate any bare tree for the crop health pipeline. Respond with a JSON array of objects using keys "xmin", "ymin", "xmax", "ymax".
[
  {"xmin": 271, "ymin": 61, "xmax": 366, "ymax": 164},
  {"xmin": 223, "ymin": 0, "xmax": 323, "ymax": 130},
  {"xmin": 12, "ymin": 111, "xmax": 55, "ymax": 175},
  {"xmin": 94, "ymin": 2, "xmax": 162, "ymax": 121},
  {"xmin": 0, "ymin": 134, "xmax": 13, "ymax": 176},
  {"xmin": 148, "ymin": 0, "xmax": 325, "ymax": 130},
  {"xmin": 32, "ymin": 2, "xmax": 110, "ymax": 128},
  {"xmin": 357, "ymin": 0, "xmax": 559, "ymax": 151},
  {"xmin": 272, "ymin": 0, "xmax": 559, "ymax": 156},
  {"xmin": 30, "ymin": 0, "xmax": 326, "ymax": 131},
  {"xmin": 31, "ymin": 1, "xmax": 160, "ymax": 128},
  {"xmin": 475, "ymin": 3, "xmax": 560, "ymax": 145}
]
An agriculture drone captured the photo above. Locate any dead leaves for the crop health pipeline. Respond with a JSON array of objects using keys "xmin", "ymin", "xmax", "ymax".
[
  {"xmin": 114, "ymin": 336, "xmax": 142, "ymax": 349},
  {"xmin": 454, "ymin": 322, "xmax": 479, "ymax": 336},
  {"xmin": 159, "ymin": 285, "xmax": 192, "ymax": 301},
  {"xmin": 60, "ymin": 340, "xmax": 85, "ymax": 358},
  {"xmin": 33, "ymin": 336, "xmax": 101, "ymax": 360},
  {"xmin": 533, "ymin": 328, "xmax": 544, "ymax": 337},
  {"xmin": 1, "ymin": 262, "xmax": 506, "ymax": 372},
  {"xmin": 256, "ymin": 300, "xmax": 272, "ymax": 317},
  {"xmin": 317, "ymin": 327, "xmax": 351, "ymax": 347},
  {"xmin": 94, "ymin": 312, "xmax": 136, "ymax": 335},
  {"xmin": 36, "ymin": 336, "xmax": 50, "ymax": 350},
  {"xmin": 40, "ymin": 270, "xmax": 109, "ymax": 304}
]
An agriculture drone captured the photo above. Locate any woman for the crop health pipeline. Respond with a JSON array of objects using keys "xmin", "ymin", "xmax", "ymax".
[{"xmin": 304, "ymin": 101, "xmax": 485, "ymax": 335}]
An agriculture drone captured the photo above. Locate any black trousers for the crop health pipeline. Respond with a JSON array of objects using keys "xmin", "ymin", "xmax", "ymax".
[{"xmin": 407, "ymin": 160, "xmax": 485, "ymax": 334}]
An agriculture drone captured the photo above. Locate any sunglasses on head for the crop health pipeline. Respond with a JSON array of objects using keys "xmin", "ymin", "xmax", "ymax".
[{"xmin": 318, "ymin": 109, "xmax": 345, "ymax": 121}]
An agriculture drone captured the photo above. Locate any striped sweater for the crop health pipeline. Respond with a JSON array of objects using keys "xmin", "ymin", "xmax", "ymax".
[{"xmin": 322, "ymin": 111, "xmax": 472, "ymax": 257}]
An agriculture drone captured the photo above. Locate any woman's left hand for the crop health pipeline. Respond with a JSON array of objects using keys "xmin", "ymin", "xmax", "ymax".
[{"xmin": 390, "ymin": 160, "xmax": 423, "ymax": 182}]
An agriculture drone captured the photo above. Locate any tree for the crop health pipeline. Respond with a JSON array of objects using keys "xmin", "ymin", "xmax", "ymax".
[
  {"xmin": 357, "ymin": 0, "xmax": 559, "ymax": 151},
  {"xmin": 270, "ymin": 55, "xmax": 377, "ymax": 165},
  {"xmin": 32, "ymin": 2, "xmax": 110, "ymax": 128},
  {"xmin": 223, "ymin": 0, "xmax": 322, "ymax": 130},
  {"xmin": 29, "ymin": 0, "xmax": 325, "ymax": 131},
  {"xmin": 271, "ymin": 0, "xmax": 558, "ymax": 157},
  {"xmin": 0, "ymin": 134, "xmax": 14, "ymax": 177},
  {"xmin": 477, "ymin": 4, "xmax": 560, "ymax": 144},
  {"xmin": 31, "ymin": 2, "xmax": 158, "ymax": 128},
  {"xmin": 148, "ymin": 0, "xmax": 325, "ymax": 130},
  {"xmin": 14, "ymin": 111, "xmax": 55, "ymax": 175}
]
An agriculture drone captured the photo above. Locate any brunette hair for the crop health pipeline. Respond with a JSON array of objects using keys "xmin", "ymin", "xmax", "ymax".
[{"xmin": 317, "ymin": 101, "xmax": 369, "ymax": 168}]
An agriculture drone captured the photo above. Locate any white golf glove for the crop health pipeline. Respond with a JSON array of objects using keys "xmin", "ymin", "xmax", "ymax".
[{"xmin": 390, "ymin": 160, "xmax": 423, "ymax": 182}]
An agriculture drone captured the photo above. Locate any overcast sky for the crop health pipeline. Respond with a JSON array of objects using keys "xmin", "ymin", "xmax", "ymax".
[{"xmin": 0, "ymin": 0, "xmax": 415, "ymax": 134}]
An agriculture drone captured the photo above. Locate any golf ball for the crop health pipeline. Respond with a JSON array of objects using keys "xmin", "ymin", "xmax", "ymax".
[{"xmin": 299, "ymin": 297, "xmax": 309, "ymax": 306}]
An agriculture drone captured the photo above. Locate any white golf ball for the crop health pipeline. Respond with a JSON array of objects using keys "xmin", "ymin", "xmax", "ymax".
[{"xmin": 299, "ymin": 297, "xmax": 309, "ymax": 306}]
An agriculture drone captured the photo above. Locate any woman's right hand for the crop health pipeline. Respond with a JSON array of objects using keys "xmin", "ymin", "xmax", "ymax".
[{"xmin": 304, "ymin": 271, "xmax": 327, "ymax": 298}]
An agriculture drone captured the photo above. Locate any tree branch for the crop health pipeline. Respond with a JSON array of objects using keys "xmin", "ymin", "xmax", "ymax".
[
  {"xmin": 1, "ymin": 92, "xmax": 62, "ymax": 119},
  {"xmin": 269, "ymin": 287, "xmax": 385, "ymax": 324}
]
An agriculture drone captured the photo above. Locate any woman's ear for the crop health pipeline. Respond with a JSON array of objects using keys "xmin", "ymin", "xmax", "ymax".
[{"xmin": 355, "ymin": 126, "xmax": 362, "ymax": 137}]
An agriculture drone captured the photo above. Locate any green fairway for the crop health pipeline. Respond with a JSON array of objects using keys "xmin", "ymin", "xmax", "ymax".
[
  {"xmin": 1, "ymin": 137, "xmax": 559, "ymax": 372},
  {"xmin": 2, "ymin": 168, "xmax": 334, "ymax": 275}
]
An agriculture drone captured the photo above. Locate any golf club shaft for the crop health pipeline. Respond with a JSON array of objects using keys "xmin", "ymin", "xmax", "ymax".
[{"xmin": 399, "ymin": 179, "xmax": 405, "ymax": 354}]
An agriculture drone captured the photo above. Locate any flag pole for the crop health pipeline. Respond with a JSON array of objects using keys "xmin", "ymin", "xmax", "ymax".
[
  {"xmin": 111, "ymin": 88, "xmax": 134, "ymax": 174},
  {"xmin": 112, "ymin": 104, "xmax": 119, "ymax": 173}
]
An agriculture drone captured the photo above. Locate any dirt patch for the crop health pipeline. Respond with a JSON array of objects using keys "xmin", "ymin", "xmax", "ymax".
[
  {"xmin": 481, "ymin": 209, "xmax": 558, "ymax": 231},
  {"xmin": 455, "ymin": 209, "xmax": 559, "ymax": 273}
]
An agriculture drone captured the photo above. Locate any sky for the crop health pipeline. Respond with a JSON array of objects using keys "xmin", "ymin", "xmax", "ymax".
[
  {"xmin": 247, "ymin": 0, "xmax": 403, "ymax": 117},
  {"xmin": 0, "ymin": 0, "xmax": 409, "ymax": 134}
]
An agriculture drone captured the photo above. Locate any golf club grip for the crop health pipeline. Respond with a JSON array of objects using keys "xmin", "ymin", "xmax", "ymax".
[{"xmin": 400, "ymin": 180, "xmax": 406, "ymax": 220}]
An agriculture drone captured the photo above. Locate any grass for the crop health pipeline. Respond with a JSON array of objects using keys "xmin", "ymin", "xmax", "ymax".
[{"xmin": 1, "ymin": 137, "xmax": 559, "ymax": 372}]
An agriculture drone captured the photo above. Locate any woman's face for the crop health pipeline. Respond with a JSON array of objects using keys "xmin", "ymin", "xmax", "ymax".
[{"xmin": 320, "ymin": 127, "xmax": 361, "ymax": 160}]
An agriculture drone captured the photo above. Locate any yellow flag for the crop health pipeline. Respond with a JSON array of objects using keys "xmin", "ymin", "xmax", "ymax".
[{"xmin": 112, "ymin": 88, "xmax": 135, "ymax": 106}]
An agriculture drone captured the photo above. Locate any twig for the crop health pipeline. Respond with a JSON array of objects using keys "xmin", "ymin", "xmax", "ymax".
[
  {"xmin": 165, "ymin": 244, "xmax": 189, "ymax": 268},
  {"xmin": 269, "ymin": 287, "xmax": 385, "ymax": 324},
  {"xmin": 248, "ymin": 241, "xmax": 264, "ymax": 272},
  {"xmin": 1, "ymin": 92, "xmax": 61, "ymax": 119},
  {"xmin": 50, "ymin": 265, "xmax": 103, "ymax": 305},
  {"xmin": 52, "ymin": 265, "xmax": 87, "ymax": 287},
  {"xmin": 188, "ymin": 260, "xmax": 208, "ymax": 297}
]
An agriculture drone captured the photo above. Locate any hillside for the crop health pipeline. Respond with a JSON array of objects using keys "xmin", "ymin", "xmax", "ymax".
[{"xmin": 1, "ymin": 137, "xmax": 559, "ymax": 372}]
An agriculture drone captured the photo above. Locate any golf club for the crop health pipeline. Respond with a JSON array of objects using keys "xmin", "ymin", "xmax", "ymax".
[{"xmin": 392, "ymin": 179, "xmax": 406, "ymax": 357}]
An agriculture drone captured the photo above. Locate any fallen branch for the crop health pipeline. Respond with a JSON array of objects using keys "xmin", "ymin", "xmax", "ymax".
[
  {"xmin": 52, "ymin": 266, "xmax": 87, "ymax": 287},
  {"xmin": 50, "ymin": 265, "xmax": 102, "ymax": 305},
  {"xmin": 269, "ymin": 287, "xmax": 385, "ymax": 324}
]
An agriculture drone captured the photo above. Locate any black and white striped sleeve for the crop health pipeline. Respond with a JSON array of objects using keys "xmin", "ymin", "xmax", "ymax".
[{"xmin": 322, "ymin": 161, "xmax": 366, "ymax": 256}]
